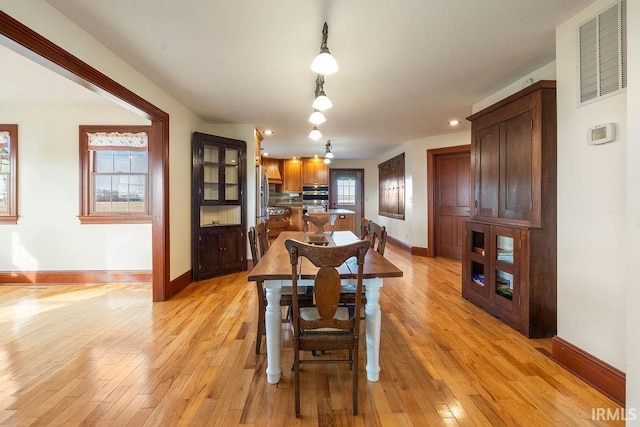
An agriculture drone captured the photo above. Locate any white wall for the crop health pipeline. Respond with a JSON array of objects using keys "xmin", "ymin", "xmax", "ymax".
[
  {"xmin": 556, "ymin": 0, "xmax": 627, "ymax": 372},
  {"xmin": 626, "ymin": 0, "xmax": 640, "ymax": 417},
  {"xmin": 374, "ymin": 132, "xmax": 469, "ymax": 249},
  {"xmin": 0, "ymin": 105, "xmax": 151, "ymax": 270},
  {"xmin": 1, "ymin": 0, "xmax": 207, "ymax": 280},
  {"xmin": 472, "ymin": 61, "xmax": 557, "ymax": 113}
]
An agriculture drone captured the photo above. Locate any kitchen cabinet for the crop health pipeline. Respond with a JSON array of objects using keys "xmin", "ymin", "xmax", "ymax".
[
  {"xmin": 267, "ymin": 213, "xmax": 290, "ymax": 239},
  {"xmin": 462, "ymin": 81, "xmax": 556, "ymax": 338},
  {"xmin": 303, "ymin": 157, "xmax": 329, "ymax": 185},
  {"xmin": 289, "ymin": 207, "xmax": 304, "ymax": 231},
  {"xmin": 283, "ymin": 158, "xmax": 303, "ymax": 192},
  {"xmin": 191, "ymin": 132, "xmax": 246, "ymax": 281},
  {"xmin": 262, "ymin": 157, "xmax": 282, "ymax": 184}
]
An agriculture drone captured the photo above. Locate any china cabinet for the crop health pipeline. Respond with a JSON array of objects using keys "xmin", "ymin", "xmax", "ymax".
[
  {"xmin": 462, "ymin": 81, "xmax": 556, "ymax": 338},
  {"xmin": 191, "ymin": 132, "xmax": 246, "ymax": 281}
]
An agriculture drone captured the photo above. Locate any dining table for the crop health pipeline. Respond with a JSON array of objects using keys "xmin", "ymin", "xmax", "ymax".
[{"xmin": 247, "ymin": 230, "xmax": 403, "ymax": 384}]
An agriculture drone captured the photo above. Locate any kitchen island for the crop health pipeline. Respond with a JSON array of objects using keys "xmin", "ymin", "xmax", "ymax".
[{"xmin": 305, "ymin": 209, "xmax": 355, "ymax": 233}]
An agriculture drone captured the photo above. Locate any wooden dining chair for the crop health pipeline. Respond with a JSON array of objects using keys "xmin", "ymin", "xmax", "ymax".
[
  {"xmin": 302, "ymin": 214, "xmax": 336, "ymax": 233},
  {"xmin": 360, "ymin": 217, "xmax": 371, "ymax": 239},
  {"xmin": 284, "ymin": 238, "xmax": 370, "ymax": 417},
  {"xmin": 367, "ymin": 221, "xmax": 387, "ymax": 256},
  {"xmin": 250, "ymin": 222, "xmax": 312, "ymax": 354}
]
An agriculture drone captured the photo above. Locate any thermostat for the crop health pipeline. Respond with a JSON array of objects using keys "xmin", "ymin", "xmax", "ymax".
[{"xmin": 587, "ymin": 123, "xmax": 615, "ymax": 145}]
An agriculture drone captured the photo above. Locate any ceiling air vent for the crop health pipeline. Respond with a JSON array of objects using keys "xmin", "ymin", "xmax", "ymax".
[{"xmin": 578, "ymin": 0, "xmax": 626, "ymax": 105}]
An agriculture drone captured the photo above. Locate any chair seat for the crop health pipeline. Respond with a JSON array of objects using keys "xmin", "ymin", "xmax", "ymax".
[
  {"xmin": 299, "ymin": 306, "xmax": 351, "ymax": 332},
  {"xmin": 282, "ymin": 285, "xmax": 312, "ymax": 296}
]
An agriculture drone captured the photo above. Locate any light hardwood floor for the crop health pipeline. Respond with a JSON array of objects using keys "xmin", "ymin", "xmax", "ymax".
[{"xmin": 0, "ymin": 246, "xmax": 623, "ymax": 426}]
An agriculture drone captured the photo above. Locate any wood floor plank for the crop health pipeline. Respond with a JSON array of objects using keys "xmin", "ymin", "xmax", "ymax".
[{"xmin": 0, "ymin": 246, "xmax": 624, "ymax": 426}]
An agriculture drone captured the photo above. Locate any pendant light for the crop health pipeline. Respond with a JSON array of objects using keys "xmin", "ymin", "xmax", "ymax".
[
  {"xmin": 308, "ymin": 109, "xmax": 326, "ymax": 125},
  {"xmin": 311, "ymin": 23, "xmax": 339, "ymax": 75},
  {"xmin": 324, "ymin": 141, "xmax": 334, "ymax": 159},
  {"xmin": 309, "ymin": 126, "xmax": 322, "ymax": 141},
  {"xmin": 312, "ymin": 75, "xmax": 333, "ymax": 111}
]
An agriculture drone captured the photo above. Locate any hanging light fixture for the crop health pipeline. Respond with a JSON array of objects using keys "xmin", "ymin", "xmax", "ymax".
[
  {"xmin": 309, "ymin": 126, "xmax": 322, "ymax": 141},
  {"xmin": 323, "ymin": 157, "xmax": 331, "ymax": 164},
  {"xmin": 308, "ymin": 109, "xmax": 326, "ymax": 125},
  {"xmin": 312, "ymin": 75, "xmax": 333, "ymax": 111},
  {"xmin": 311, "ymin": 22, "xmax": 339, "ymax": 75},
  {"xmin": 324, "ymin": 140, "xmax": 334, "ymax": 159}
]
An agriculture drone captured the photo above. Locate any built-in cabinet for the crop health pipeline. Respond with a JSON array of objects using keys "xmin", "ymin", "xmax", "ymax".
[
  {"xmin": 191, "ymin": 132, "xmax": 247, "ymax": 281},
  {"xmin": 283, "ymin": 159, "xmax": 303, "ymax": 192},
  {"xmin": 462, "ymin": 80, "xmax": 556, "ymax": 338},
  {"xmin": 302, "ymin": 157, "xmax": 329, "ymax": 185}
]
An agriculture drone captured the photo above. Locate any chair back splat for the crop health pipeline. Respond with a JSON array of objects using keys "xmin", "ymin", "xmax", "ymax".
[
  {"xmin": 302, "ymin": 214, "xmax": 337, "ymax": 233},
  {"xmin": 284, "ymin": 238, "xmax": 370, "ymax": 417}
]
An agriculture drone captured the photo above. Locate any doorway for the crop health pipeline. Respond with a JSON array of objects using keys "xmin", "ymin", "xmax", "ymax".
[
  {"xmin": 427, "ymin": 146, "xmax": 471, "ymax": 259},
  {"xmin": 329, "ymin": 169, "xmax": 364, "ymax": 234}
]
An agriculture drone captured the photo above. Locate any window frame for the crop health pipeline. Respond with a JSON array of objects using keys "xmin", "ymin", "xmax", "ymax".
[
  {"xmin": 0, "ymin": 124, "xmax": 18, "ymax": 224},
  {"xmin": 79, "ymin": 125, "xmax": 152, "ymax": 224}
]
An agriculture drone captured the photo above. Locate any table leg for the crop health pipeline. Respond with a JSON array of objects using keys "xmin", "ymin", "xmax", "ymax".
[
  {"xmin": 264, "ymin": 281, "xmax": 282, "ymax": 384},
  {"xmin": 364, "ymin": 277, "xmax": 383, "ymax": 382}
]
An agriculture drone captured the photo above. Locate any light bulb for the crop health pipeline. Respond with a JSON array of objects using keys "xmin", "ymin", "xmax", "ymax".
[
  {"xmin": 325, "ymin": 151, "xmax": 334, "ymax": 159},
  {"xmin": 323, "ymin": 157, "xmax": 331, "ymax": 164}
]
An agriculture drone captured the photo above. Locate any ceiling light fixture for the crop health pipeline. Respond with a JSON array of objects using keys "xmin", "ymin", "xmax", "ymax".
[
  {"xmin": 324, "ymin": 140, "xmax": 334, "ymax": 159},
  {"xmin": 311, "ymin": 22, "xmax": 338, "ymax": 75},
  {"xmin": 323, "ymin": 157, "xmax": 331, "ymax": 164},
  {"xmin": 448, "ymin": 120, "xmax": 460, "ymax": 126},
  {"xmin": 308, "ymin": 109, "xmax": 326, "ymax": 125},
  {"xmin": 312, "ymin": 75, "xmax": 333, "ymax": 111},
  {"xmin": 263, "ymin": 129, "xmax": 274, "ymax": 135},
  {"xmin": 309, "ymin": 126, "xmax": 322, "ymax": 141}
]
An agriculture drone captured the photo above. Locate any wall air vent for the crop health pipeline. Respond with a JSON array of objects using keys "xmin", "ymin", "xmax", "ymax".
[{"xmin": 578, "ymin": 0, "xmax": 626, "ymax": 105}]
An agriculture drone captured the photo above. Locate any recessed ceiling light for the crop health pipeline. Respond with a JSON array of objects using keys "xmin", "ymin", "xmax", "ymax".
[
  {"xmin": 448, "ymin": 120, "xmax": 460, "ymax": 126},
  {"xmin": 263, "ymin": 129, "xmax": 274, "ymax": 136},
  {"xmin": 263, "ymin": 152, "xmax": 269, "ymax": 157}
]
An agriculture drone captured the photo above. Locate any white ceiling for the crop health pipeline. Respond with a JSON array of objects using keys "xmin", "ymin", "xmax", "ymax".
[{"xmin": 9, "ymin": 1, "xmax": 596, "ymax": 159}]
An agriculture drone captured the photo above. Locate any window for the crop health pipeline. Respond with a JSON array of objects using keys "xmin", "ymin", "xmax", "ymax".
[
  {"xmin": 336, "ymin": 174, "xmax": 356, "ymax": 205},
  {"xmin": 378, "ymin": 153, "xmax": 405, "ymax": 220},
  {"xmin": 79, "ymin": 125, "xmax": 151, "ymax": 224},
  {"xmin": 0, "ymin": 124, "xmax": 18, "ymax": 223}
]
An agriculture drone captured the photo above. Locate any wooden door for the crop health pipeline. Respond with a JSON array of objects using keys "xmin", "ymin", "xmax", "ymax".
[{"xmin": 434, "ymin": 151, "xmax": 470, "ymax": 259}]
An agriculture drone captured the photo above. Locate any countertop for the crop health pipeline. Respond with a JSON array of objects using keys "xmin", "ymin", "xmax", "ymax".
[{"xmin": 306, "ymin": 209, "xmax": 355, "ymax": 215}]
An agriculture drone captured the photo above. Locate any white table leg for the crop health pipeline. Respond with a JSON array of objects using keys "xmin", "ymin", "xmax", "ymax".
[
  {"xmin": 364, "ymin": 278, "xmax": 383, "ymax": 382},
  {"xmin": 264, "ymin": 280, "xmax": 282, "ymax": 384}
]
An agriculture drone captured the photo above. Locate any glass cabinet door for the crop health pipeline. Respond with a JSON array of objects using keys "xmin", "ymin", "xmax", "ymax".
[
  {"xmin": 224, "ymin": 147, "xmax": 240, "ymax": 201},
  {"xmin": 203, "ymin": 145, "xmax": 220, "ymax": 202},
  {"xmin": 464, "ymin": 222, "xmax": 490, "ymax": 301},
  {"xmin": 491, "ymin": 226, "xmax": 520, "ymax": 312}
]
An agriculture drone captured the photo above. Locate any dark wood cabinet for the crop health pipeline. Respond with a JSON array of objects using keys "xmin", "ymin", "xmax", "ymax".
[
  {"xmin": 462, "ymin": 81, "xmax": 556, "ymax": 338},
  {"xmin": 468, "ymin": 80, "xmax": 556, "ymax": 228},
  {"xmin": 192, "ymin": 132, "xmax": 246, "ymax": 281}
]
